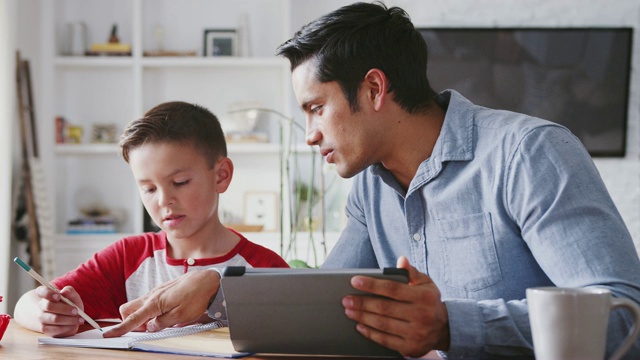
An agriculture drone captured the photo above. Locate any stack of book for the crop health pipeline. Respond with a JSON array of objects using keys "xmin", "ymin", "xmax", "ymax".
[{"xmin": 66, "ymin": 217, "xmax": 117, "ymax": 234}]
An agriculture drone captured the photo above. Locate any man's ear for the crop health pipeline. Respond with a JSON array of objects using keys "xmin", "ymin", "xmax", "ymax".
[
  {"xmin": 363, "ymin": 68, "xmax": 388, "ymax": 111},
  {"xmin": 214, "ymin": 157, "xmax": 234, "ymax": 193}
]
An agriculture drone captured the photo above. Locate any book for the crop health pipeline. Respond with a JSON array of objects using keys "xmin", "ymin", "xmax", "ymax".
[
  {"xmin": 38, "ymin": 322, "xmax": 250, "ymax": 358},
  {"xmin": 89, "ymin": 42, "xmax": 132, "ymax": 53},
  {"xmin": 55, "ymin": 116, "xmax": 66, "ymax": 144},
  {"xmin": 66, "ymin": 216, "xmax": 118, "ymax": 234},
  {"xmin": 86, "ymin": 43, "xmax": 132, "ymax": 56}
]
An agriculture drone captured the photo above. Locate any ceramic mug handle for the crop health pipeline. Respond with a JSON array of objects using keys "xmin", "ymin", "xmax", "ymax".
[{"xmin": 609, "ymin": 297, "xmax": 640, "ymax": 360}]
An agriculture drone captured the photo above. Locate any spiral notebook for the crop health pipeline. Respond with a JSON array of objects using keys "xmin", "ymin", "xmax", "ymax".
[{"xmin": 38, "ymin": 321, "xmax": 249, "ymax": 358}]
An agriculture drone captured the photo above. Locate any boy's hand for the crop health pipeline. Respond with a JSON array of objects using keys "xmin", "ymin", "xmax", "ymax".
[
  {"xmin": 36, "ymin": 285, "xmax": 85, "ymax": 338},
  {"xmin": 103, "ymin": 269, "xmax": 220, "ymax": 338},
  {"xmin": 342, "ymin": 256, "xmax": 450, "ymax": 358}
]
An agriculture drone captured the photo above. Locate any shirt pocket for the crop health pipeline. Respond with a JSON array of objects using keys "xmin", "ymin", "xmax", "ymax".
[{"xmin": 436, "ymin": 212, "xmax": 502, "ymax": 291}]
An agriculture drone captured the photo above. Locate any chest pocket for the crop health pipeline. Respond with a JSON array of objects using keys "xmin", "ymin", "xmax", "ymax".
[{"xmin": 437, "ymin": 212, "xmax": 502, "ymax": 291}]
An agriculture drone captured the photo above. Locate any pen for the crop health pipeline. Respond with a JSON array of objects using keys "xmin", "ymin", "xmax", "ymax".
[{"xmin": 13, "ymin": 257, "xmax": 102, "ymax": 332}]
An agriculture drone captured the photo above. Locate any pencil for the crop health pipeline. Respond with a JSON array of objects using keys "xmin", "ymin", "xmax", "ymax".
[{"xmin": 13, "ymin": 257, "xmax": 102, "ymax": 332}]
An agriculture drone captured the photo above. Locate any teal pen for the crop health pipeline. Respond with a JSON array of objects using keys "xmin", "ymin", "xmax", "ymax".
[{"xmin": 13, "ymin": 257, "xmax": 102, "ymax": 332}]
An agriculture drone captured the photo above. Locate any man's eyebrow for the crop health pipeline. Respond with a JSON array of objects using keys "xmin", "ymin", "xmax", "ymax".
[
  {"xmin": 300, "ymin": 98, "xmax": 317, "ymax": 112},
  {"xmin": 300, "ymin": 101, "xmax": 311, "ymax": 112}
]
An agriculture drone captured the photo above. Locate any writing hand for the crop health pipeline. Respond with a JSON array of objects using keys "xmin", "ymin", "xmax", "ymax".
[
  {"xmin": 103, "ymin": 269, "xmax": 220, "ymax": 338},
  {"xmin": 36, "ymin": 285, "xmax": 85, "ymax": 338},
  {"xmin": 342, "ymin": 256, "xmax": 450, "ymax": 357}
]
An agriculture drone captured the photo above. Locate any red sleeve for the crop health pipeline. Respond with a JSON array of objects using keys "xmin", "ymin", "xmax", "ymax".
[
  {"xmin": 238, "ymin": 239, "xmax": 290, "ymax": 268},
  {"xmin": 51, "ymin": 232, "xmax": 163, "ymax": 320}
]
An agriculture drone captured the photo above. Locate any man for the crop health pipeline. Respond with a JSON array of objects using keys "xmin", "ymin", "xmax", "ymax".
[{"xmin": 105, "ymin": 2, "xmax": 640, "ymax": 359}]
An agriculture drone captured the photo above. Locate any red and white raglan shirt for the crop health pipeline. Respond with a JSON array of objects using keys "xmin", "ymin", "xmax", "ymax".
[{"xmin": 51, "ymin": 230, "xmax": 288, "ymax": 322}]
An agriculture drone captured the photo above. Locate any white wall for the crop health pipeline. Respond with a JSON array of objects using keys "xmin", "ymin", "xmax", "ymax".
[
  {"xmin": 3, "ymin": 0, "xmax": 43, "ymax": 316},
  {"xmin": 0, "ymin": 0, "xmax": 18, "ymax": 315}
]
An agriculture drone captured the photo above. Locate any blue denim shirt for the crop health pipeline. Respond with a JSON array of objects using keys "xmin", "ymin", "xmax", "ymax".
[{"xmin": 322, "ymin": 90, "xmax": 640, "ymax": 359}]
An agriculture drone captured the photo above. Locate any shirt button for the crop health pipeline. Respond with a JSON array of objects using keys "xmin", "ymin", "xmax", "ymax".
[
  {"xmin": 413, "ymin": 233, "xmax": 421, "ymax": 241},
  {"xmin": 214, "ymin": 312, "xmax": 222, "ymax": 318},
  {"xmin": 187, "ymin": 258, "xmax": 195, "ymax": 265}
]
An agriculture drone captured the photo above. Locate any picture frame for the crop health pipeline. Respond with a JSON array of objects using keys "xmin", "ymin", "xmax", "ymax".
[
  {"xmin": 244, "ymin": 191, "xmax": 278, "ymax": 231},
  {"xmin": 91, "ymin": 123, "xmax": 117, "ymax": 143},
  {"xmin": 203, "ymin": 29, "xmax": 237, "ymax": 57}
]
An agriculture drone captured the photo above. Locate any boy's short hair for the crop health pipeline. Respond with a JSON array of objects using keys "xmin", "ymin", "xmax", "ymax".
[
  {"xmin": 119, "ymin": 101, "xmax": 227, "ymax": 167},
  {"xmin": 275, "ymin": 1, "xmax": 437, "ymax": 114}
]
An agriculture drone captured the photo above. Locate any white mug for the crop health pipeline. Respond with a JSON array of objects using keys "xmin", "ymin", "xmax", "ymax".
[{"xmin": 527, "ymin": 287, "xmax": 640, "ymax": 360}]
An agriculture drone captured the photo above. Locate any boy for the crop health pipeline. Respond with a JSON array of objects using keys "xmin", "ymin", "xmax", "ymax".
[{"xmin": 14, "ymin": 101, "xmax": 288, "ymax": 337}]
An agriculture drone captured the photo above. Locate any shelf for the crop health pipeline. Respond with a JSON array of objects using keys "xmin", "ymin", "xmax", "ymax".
[
  {"xmin": 54, "ymin": 231, "xmax": 342, "ymax": 270},
  {"xmin": 54, "ymin": 56, "xmax": 286, "ymax": 68},
  {"xmin": 55, "ymin": 143, "xmax": 315, "ymax": 155},
  {"xmin": 55, "ymin": 56, "xmax": 134, "ymax": 67},
  {"xmin": 228, "ymin": 142, "xmax": 315, "ymax": 154},
  {"xmin": 55, "ymin": 143, "xmax": 120, "ymax": 155},
  {"xmin": 140, "ymin": 56, "xmax": 287, "ymax": 68},
  {"xmin": 44, "ymin": 0, "xmax": 324, "ymax": 266},
  {"xmin": 55, "ymin": 232, "xmax": 134, "ymax": 245}
]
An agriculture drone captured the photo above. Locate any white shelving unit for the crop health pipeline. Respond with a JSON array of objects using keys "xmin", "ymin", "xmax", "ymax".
[{"xmin": 39, "ymin": 0, "xmax": 350, "ymax": 275}]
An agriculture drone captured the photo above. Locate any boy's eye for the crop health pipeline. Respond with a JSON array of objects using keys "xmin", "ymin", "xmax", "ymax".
[
  {"xmin": 174, "ymin": 179, "xmax": 190, "ymax": 186},
  {"xmin": 310, "ymin": 105, "xmax": 322, "ymax": 114},
  {"xmin": 141, "ymin": 187, "xmax": 156, "ymax": 194}
]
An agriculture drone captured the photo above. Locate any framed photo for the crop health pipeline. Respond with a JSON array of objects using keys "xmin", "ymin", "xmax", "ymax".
[
  {"xmin": 203, "ymin": 29, "xmax": 237, "ymax": 57},
  {"xmin": 91, "ymin": 123, "xmax": 117, "ymax": 143},
  {"xmin": 244, "ymin": 191, "xmax": 278, "ymax": 231}
]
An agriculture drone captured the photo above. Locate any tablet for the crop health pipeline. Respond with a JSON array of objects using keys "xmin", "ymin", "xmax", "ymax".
[{"xmin": 220, "ymin": 266, "xmax": 408, "ymax": 357}]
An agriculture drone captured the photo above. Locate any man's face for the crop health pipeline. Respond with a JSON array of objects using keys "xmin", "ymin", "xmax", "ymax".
[{"xmin": 292, "ymin": 61, "xmax": 379, "ymax": 178}]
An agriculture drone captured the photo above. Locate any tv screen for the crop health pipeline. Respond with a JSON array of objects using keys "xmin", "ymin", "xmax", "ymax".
[{"xmin": 419, "ymin": 28, "xmax": 632, "ymax": 157}]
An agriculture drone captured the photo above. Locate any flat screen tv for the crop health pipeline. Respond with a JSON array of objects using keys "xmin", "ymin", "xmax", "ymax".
[{"xmin": 419, "ymin": 28, "xmax": 632, "ymax": 157}]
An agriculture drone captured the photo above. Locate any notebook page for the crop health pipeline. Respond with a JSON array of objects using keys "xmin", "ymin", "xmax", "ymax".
[
  {"xmin": 38, "ymin": 322, "xmax": 223, "ymax": 349},
  {"xmin": 133, "ymin": 327, "xmax": 250, "ymax": 358}
]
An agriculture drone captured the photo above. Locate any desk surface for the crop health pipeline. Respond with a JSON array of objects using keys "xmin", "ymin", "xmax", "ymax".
[{"xmin": 0, "ymin": 320, "xmax": 441, "ymax": 359}]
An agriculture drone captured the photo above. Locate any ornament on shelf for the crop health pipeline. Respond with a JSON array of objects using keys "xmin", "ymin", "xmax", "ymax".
[
  {"xmin": 86, "ymin": 23, "xmax": 132, "ymax": 56},
  {"xmin": 66, "ymin": 125, "xmax": 83, "ymax": 144},
  {"xmin": 91, "ymin": 124, "xmax": 117, "ymax": 143}
]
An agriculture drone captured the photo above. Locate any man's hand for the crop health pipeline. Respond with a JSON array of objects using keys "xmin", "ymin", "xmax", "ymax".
[
  {"xmin": 103, "ymin": 269, "xmax": 220, "ymax": 338},
  {"xmin": 36, "ymin": 285, "xmax": 85, "ymax": 338},
  {"xmin": 342, "ymin": 256, "xmax": 450, "ymax": 357}
]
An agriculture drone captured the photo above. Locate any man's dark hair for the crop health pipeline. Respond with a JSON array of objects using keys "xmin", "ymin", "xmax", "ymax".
[
  {"xmin": 119, "ymin": 101, "xmax": 227, "ymax": 167},
  {"xmin": 276, "ymin": 1, "xmax": 437, "ymax": 113}
]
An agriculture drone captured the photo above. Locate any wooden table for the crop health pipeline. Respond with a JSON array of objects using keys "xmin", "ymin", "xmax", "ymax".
[
  {"xmin": 0, "ymin": 320, "xmax": 441, "ymax": 359},
  {"xmin": 2, "ymin": 320, "xmax": 216, "ymax": 360}
]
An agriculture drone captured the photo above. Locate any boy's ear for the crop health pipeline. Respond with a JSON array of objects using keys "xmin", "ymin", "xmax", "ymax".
[
  {"xmin": 214, "ymin": 157, "xmax": 234, "ymax": 193},
  {"xmin": 363, "ymin": 68, "xmax": 388, "ymax": 111}
]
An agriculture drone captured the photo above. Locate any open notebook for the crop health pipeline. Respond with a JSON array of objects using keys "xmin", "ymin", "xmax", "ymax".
[{"xmin": 38, "ymin": 322, "xmax": 249, "ymax": 358}]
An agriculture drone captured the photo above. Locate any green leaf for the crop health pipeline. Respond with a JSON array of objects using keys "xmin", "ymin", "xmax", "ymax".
[{"xmin": 288, "ymin": 259, "xmax": 313, "ymax": 268}]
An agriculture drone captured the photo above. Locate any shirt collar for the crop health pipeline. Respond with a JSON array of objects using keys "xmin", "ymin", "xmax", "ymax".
[
  {"xmin": 370, "ymin": 89, "xmax": 476, "ymax": 173},
  {"xmin": 369, "ymin": 90, "xmax": 476, "ymax": 192},
  {"xmin": 432, "ymin": 89, "xmax": 475, "ymax": 163}
]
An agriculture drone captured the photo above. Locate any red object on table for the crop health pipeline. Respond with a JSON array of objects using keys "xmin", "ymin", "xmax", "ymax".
[
  {"xmin": 0, "ymin": 295, "xmax": 9, "ymax": 341},
  {"xmin": 0, "ymin": 314, "xmax": 10, "ymax": 341}
]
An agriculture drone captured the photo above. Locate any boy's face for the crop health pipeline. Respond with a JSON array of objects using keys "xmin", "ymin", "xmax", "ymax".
[
  {"xmin": 127, "ymin": 141, "xmax": 231, "ymax": 243},
  {"xmin": 292, "ymin": 60, "xmax": 381, "ymax": 179}
]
